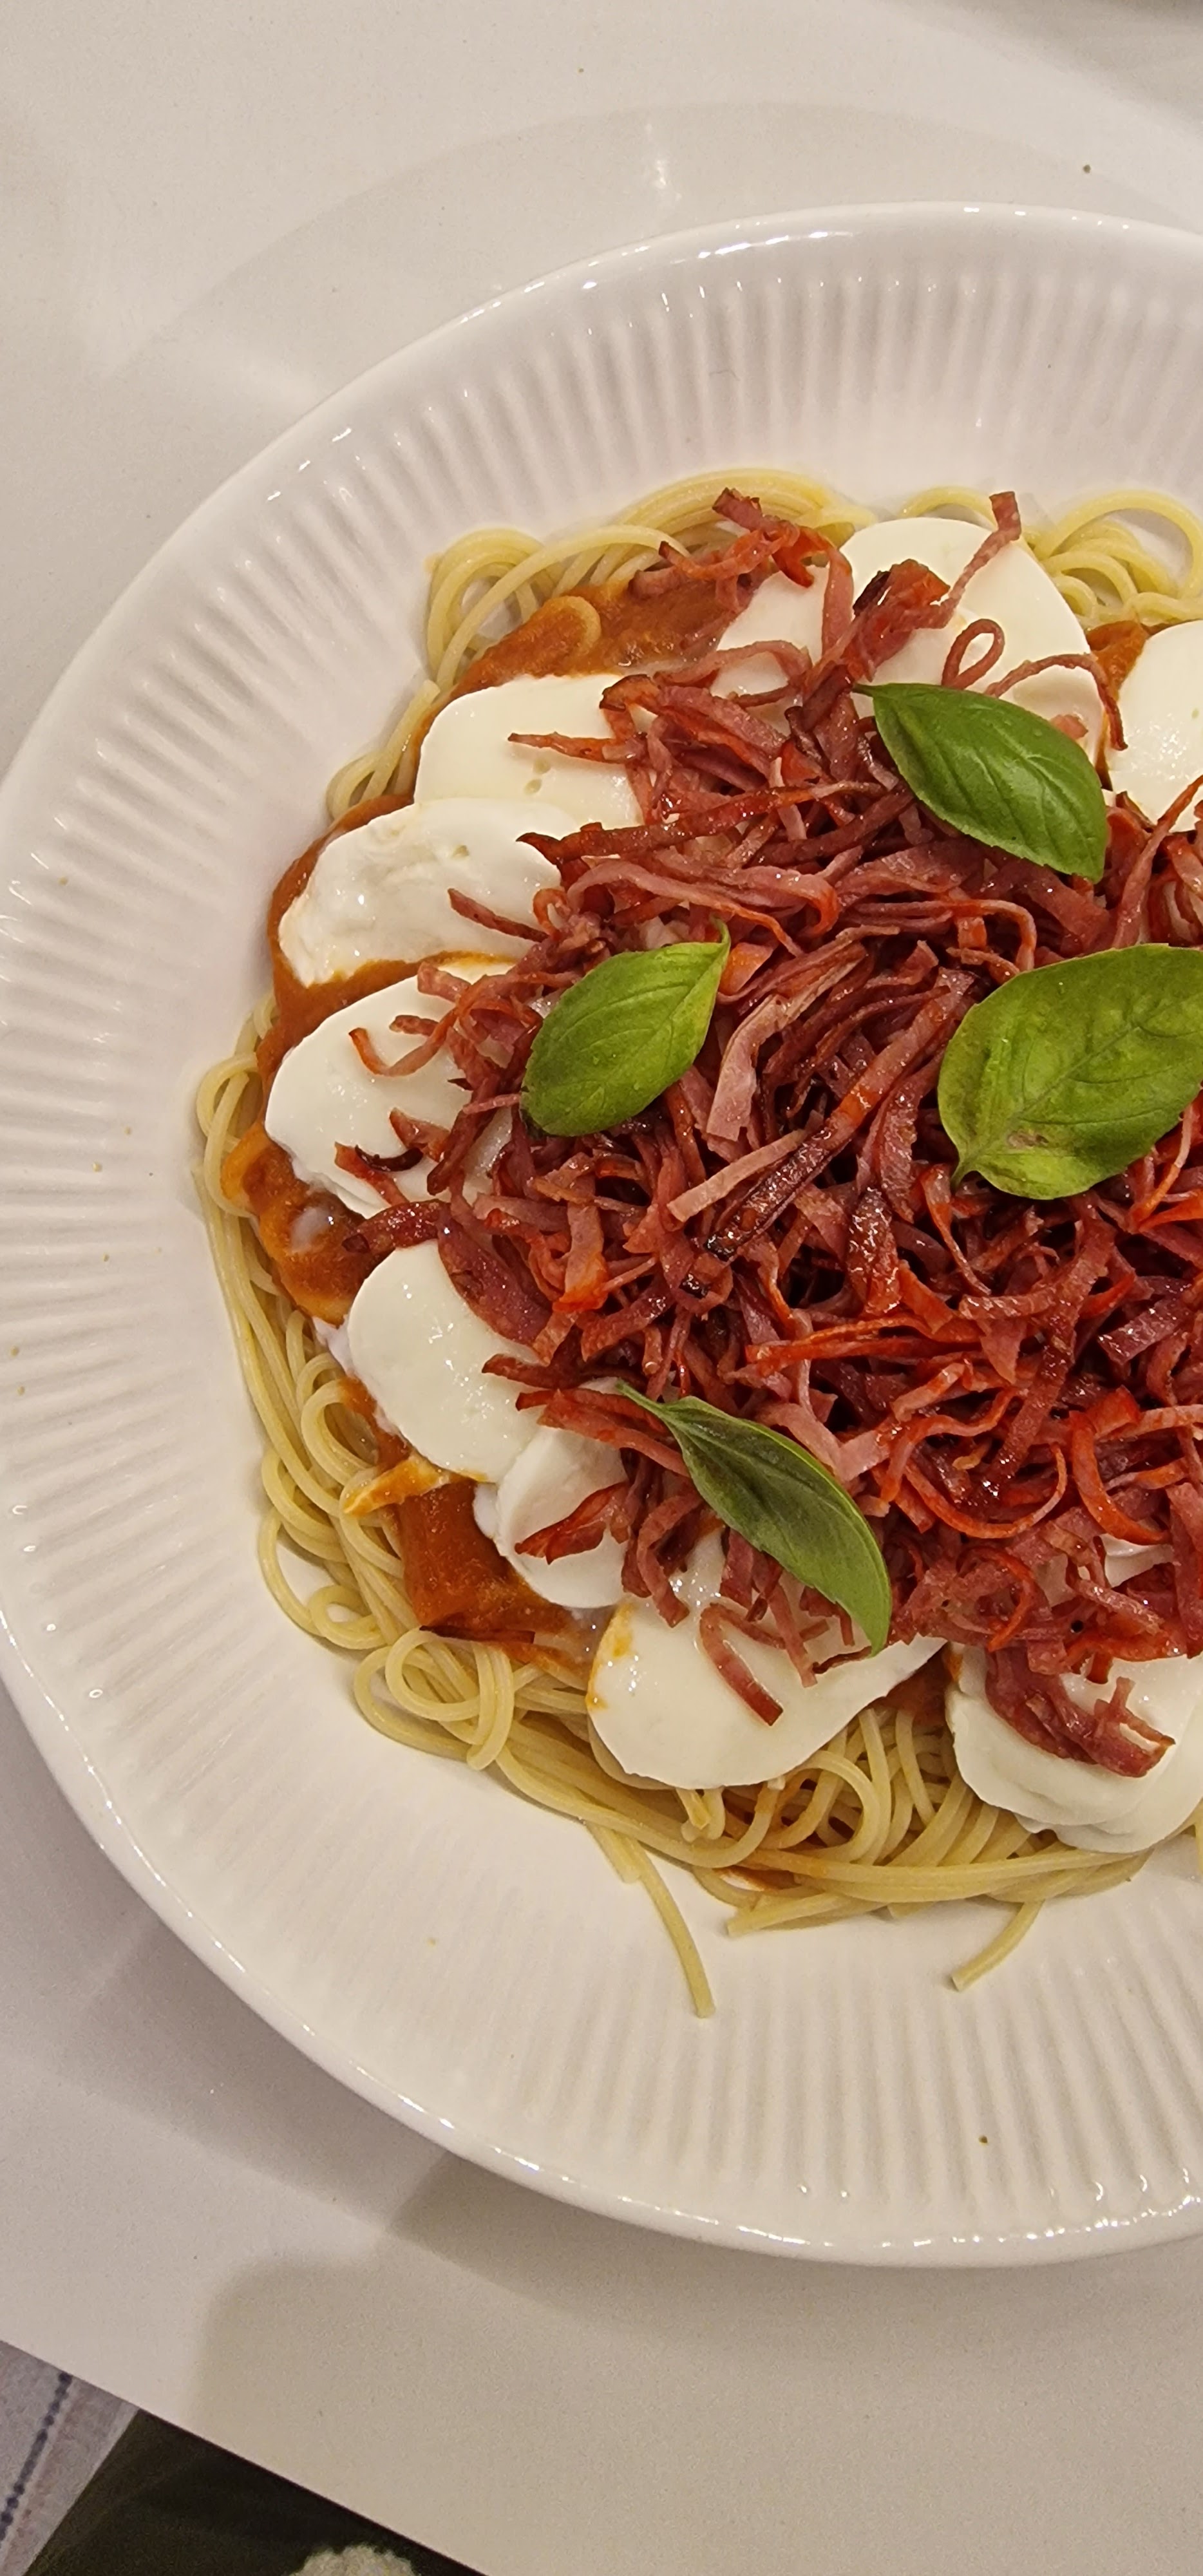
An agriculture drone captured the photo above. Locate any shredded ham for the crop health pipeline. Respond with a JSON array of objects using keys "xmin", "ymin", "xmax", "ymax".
[
  {"xmin": 983, "ymin": 1651, "xmax": 1171, "ymax": 1774},
  {"xmin": 313, "ymin": 490, "xmax": 1203, "ymax": 1772},
  {"xmin": 698, "ymin": 1602, "xmax": 783, "ymax": 1722},
  {"xmin": 439, "ymin": 1213, "xmax": 551, "ymax": 1344},
  {"xmin": 334, "ymin": 1142, "xmax": 422, "ymax": 1204},
  {"xmin": 517, "ymin": 1479, "xmax": 626, "ymax": 1562},
  {"xmin": 703, "ymin": 941, "xmax": 865, "ymax": 1142},
  {"xmin": 345, "ymin": 1198, "xmax": 443, "ymax": 1255}
]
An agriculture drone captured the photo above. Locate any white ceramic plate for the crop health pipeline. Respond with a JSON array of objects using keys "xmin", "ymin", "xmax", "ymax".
[{"xmin": 6, "ymin": 203, "xmax": 1203, "ymax": 2265}]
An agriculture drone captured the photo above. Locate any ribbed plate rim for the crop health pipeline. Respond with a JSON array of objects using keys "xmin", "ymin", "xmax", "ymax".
[{"xmin": 5, "ymin": 200, "xmax": 1203, "ymax": 2263}]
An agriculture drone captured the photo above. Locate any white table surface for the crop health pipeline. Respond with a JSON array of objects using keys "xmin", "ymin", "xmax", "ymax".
[{"xmin": 6, "ymin": 4, "xmax": 1203, "ymax": 2569}]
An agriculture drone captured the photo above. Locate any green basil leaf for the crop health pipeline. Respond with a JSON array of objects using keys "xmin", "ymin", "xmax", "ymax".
[
  {"xmin": 938, "ymin": 945, "xmax": 1203, "ymax": 1198},
  {"xmin": 618, "ymin": 1387, "xmax": 891, "ymax": 1653},
  {"xmin": 522, "ymin": 931, "xmax": 729, "ymax": 1135},
  {"xmin": 870, "ymin": 680, "xmax": 1107, "ymax": 881}
]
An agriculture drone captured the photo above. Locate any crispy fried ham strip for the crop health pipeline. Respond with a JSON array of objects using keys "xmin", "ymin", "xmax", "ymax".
[{"xmin": 331, "ymin": 489, "xmax": 1203, "ymax": 1773}]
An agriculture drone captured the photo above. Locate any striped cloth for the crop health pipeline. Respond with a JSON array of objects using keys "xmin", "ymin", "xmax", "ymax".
[
  {"xmin": 1, "ymin": 2354, "xmax": 475, "ymax": 2575},
  {"xmin": 0, "ymin": 2345, "xmax": 131, "ymax": 2576}
]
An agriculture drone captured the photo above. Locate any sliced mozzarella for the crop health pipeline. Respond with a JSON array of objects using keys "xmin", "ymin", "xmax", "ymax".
[
  {"xmin": 947, "ymin": 1643, "xmax": 1203, "ymax": 1853},
  {"xmin": 265, "ymin": 958, "xmax": 493, "ymax": 1216},
  {"xmin": 475, "ymin": 1421, "xmax": 626, "ymax": 1610},
  {"xmin": 714, "ymin": 570, "xmax": 829, "ymax": 696},
  {"xmin": 1110, "ymin": 621, "xmax": 1203, "ymax": 825},
  {"xmin": 345, "ymin": 1241, "xmax": 535, "ymax": 1482},
  {"xmin": 587, "ymin": 1533, "xmax": 940, "ymax": 1790},
  {"xmin": 415, "ymin": 676, "xmax": 641, "ymax": 828},
  {"xmin": 841, "ymin": 515, "xmax": 1103, "ymax": 750},
  {"xmin": 277, "ymin": 797, "xmax": 569, "ymax": 985}
]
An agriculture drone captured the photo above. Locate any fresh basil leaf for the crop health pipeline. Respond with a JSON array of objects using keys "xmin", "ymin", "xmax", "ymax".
[
  {"xmin": 938, "ymin": 945, "xmax": 1203, "ymax": 1198},
  {"xmin": 619, "ymin": 1386, "xmax": 891, "ymax": 1653},
  {"xmin": 870, "ymin": 680, "xmax": 1107, "ymax": 881},
  {"xmin": 522, "ymin": 931, "xmax": 729, "ymax": 1136}
]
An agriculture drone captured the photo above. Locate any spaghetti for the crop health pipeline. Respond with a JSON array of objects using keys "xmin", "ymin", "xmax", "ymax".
[{"xmin": 198, "ymin": 470, "xmax": 1203, "ymax": 2009}]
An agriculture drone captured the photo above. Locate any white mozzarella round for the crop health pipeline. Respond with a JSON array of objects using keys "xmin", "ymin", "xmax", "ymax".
[
  {"xmin": 278, "ymin": 798, "xmax": 570, "ymax": 984},
  {"xmin": 841, "ymin": 515, "xmax": 1103, "ymax": 750},
  {"xmin": 414, "ymin": 676, "xmax": 642, "ymax": 828},
  {"xmin": 475, "ymin": 1421, "xmax": 627, "ymax": 1610},
  {"xmin": 265, "ymin": 958, "xmax": 493, "ymax": 1215},
  {"xmin": 947, "ymin": 1643, "xmax": 1203, "ymax": 1853},
  {"xmin": 346, "ymin": 1242, "xmax": 536, "ymax": 1482},
  {"xmin": 1110, "ymin": 621, "xmax": 1203, "ymax": 825},
  {"xmin": 587, "ymin": 1534, "xmax": 940, "ymax": 1789},
  {"xmin": 714, "ymin": 570, "xmax": 829, "ymax": 696}
]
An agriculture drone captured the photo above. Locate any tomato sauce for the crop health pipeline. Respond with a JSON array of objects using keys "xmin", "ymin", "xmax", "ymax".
[
  {"xmin": 1087, "ymin": 618, "xmax": 1150, "ymax": 701},
  {"xmin": 395, "ymin": 1481, "xmax": 573, "ymax": 1641},
  {"xmin": 444, "ymin": 576, "xmax": 735, "ymax": 704},
  {"xmin": 220, "ymin": 1120, "xmax": 377, "ymax": 1322}
]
